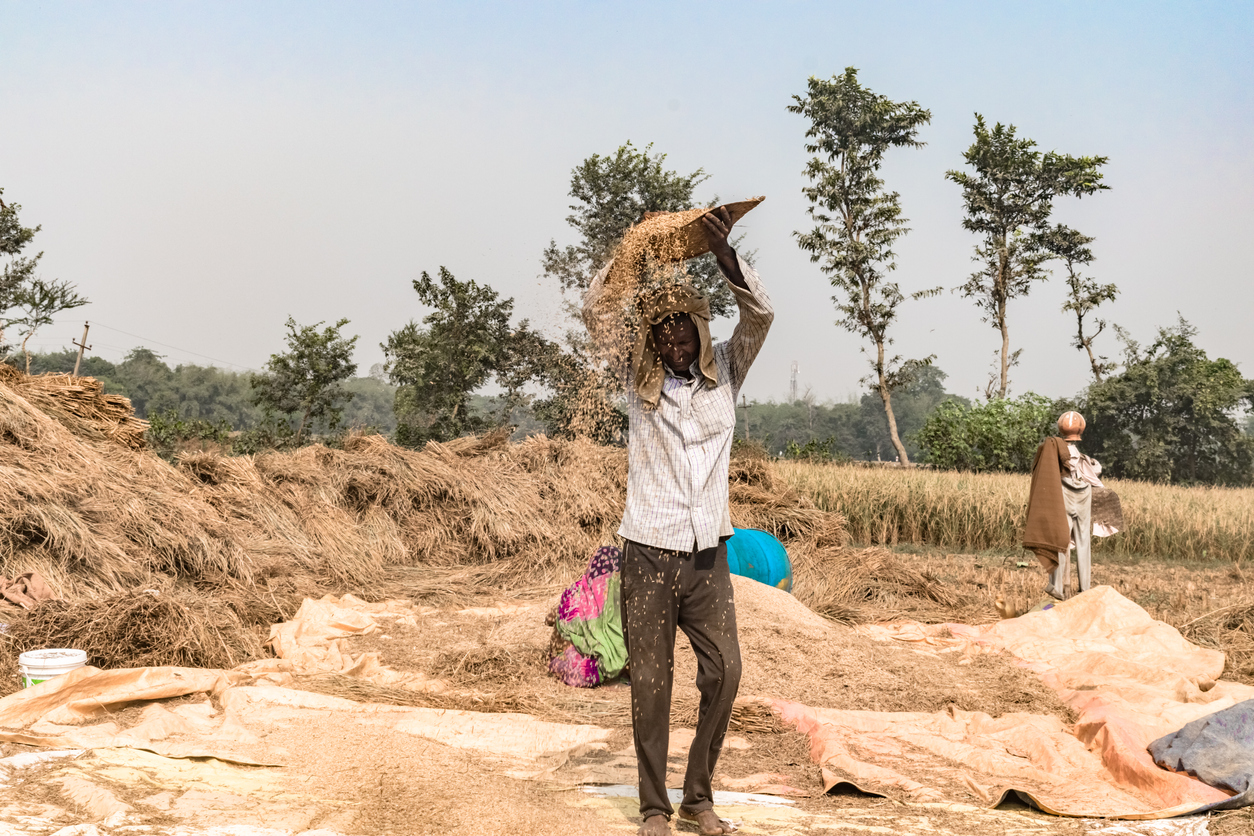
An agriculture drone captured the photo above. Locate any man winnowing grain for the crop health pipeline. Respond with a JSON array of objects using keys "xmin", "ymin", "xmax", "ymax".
[{"xmin": 583, "ymin": 207, "xmax": 772, "ymax": 836}]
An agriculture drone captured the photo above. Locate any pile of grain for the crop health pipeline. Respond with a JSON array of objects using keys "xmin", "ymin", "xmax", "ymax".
[{"xmin": 305, "ymin": 575, "xmax": 1072, "ymax": 729}]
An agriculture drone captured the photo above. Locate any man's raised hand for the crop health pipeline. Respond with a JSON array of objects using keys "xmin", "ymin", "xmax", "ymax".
[
  {"xmin": 700, "ymin": 207, "xmax": 736, "ymax": 260},
  {"xmin": 701, "ymin": 207, "xmax": 745, "ymax": 287}
]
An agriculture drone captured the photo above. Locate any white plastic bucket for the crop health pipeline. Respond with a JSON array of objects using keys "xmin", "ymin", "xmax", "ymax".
[{"xmin": 18, "ymin": 649, "xmax": 87, "ymax": 688}]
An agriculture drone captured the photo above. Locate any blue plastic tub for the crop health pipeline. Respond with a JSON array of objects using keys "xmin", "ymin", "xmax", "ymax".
[{"xmin": 726, "ymin": 528, "xmax": 793, "ymax": 593}]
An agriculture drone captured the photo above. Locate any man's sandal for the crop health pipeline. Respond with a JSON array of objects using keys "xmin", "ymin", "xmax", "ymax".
[{"xmin": 677, "ymin": 807, "xmax": 738, "ymax": 835}]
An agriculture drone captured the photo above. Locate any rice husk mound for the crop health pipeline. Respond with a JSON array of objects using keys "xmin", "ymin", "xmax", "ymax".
[{"xmin": 323, "ymin": 574, "xmax": 1073, "ymax": 728}]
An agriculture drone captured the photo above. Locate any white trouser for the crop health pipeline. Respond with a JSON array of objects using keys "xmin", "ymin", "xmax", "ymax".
[{"xmin": 1047, "ymin": 483, "xmax": 1092, "ymax": 599}]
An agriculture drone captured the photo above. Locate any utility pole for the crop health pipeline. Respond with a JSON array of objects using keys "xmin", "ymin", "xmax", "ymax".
[
  {"xmin": 72, "ymin": 322, "xmax": 91, "ymax": 377},
  {"xmin": 789, "ymin": 361, "xmax": 798, "ymax": 403},
  {"xmin": 740, "ymin": 394, "xmax": 749, "ymax": 440}
]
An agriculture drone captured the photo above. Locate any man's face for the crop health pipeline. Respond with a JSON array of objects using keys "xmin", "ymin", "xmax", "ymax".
[{"xmin": 652, "ymin": 314, "xmax": 700, "ymax": 374}]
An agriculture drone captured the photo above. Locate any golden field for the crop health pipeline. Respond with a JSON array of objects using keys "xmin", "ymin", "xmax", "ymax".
[{"xmin": 772, "ymin": 461, "xmax": 1254, "ymax": 563}]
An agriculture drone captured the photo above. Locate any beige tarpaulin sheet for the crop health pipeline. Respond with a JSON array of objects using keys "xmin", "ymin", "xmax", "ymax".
[
  {"xmin": 0, "ymin": 666, "xmax": 270, "ymax": 764},
  {"xmin": 0, "ymin": 665, "xmax": 614, "ymax": 829},
  {"xmin": 242, "ymin": 593, "xmax": 448, "ymax": 693},
  {"xmin": 776, "ymin": 586, "xmax": 1254, "ymax": 819},
  {"xmin": 0, "ymin": 669, "xmax": 610, "ymax": 772},
  {"xmin": 0, "ymin": 571, "xmax": 56, "ymax": 610}
]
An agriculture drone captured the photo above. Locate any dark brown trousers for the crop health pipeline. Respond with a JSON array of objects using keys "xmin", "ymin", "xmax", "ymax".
[{"xmin": 622, "ymin": 539, "xmax": 742, "ymax": 821}]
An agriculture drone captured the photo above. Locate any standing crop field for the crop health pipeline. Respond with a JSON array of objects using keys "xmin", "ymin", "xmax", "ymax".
[{"xmin": 773, "ymin": 461, "xmax": 1254, "ymax": 563}]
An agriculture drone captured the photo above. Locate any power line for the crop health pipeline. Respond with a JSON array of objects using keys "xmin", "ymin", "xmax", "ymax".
[{"xmin": 84, "ymin": 321, "xmax": 263, "ymax": 373}]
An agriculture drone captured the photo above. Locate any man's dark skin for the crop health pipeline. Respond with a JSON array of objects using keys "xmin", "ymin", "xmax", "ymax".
[
  {"xmin": 650, "ymin": 207, "xmax": 746, "ymax": 385},
  {"xmin": 639, "ymin": 206, "xmax": 745, "ymax": 836}
]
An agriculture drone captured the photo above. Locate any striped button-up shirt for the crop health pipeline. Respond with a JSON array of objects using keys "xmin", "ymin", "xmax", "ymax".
[{"xmin": 584, "ymin": 254, "xmax": 773, "ymax": 552}]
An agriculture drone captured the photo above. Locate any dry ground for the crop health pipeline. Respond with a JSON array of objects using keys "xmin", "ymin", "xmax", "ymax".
[{"xmin": 0, "ymin": 555, "xmax": 1247, "ymax": 835}]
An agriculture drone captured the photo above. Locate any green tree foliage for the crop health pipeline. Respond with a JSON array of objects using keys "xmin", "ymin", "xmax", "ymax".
[
  {"xmin": 783, "ymin": 435, "xmax": 848, "ymax": 463},
  {"xmin": 0, "ymin": 190, "xmax": 89, "ymax": 363},
  {"xmin": 946, "ymin": 117, "xmax": 1108, "ymax": 398},
  {"xmin": 541, "ymin": 141, "xmax": 737, "ymax": 318},
  {"xmin": 338, "ymin": 377, "xmax": 398, "ymax": 435},
  {"xmin": 23, "ymin": 347, "xmax": 261, "ymax": 426},
  {"xmin": 1081, "ymin": 318, "xmax": 1254, "ymax": 485},
  {"xmin": 23, "ymin": 347, "xmax": 396, "ymax": 444},
  {"xmin": 8, "ymin": 280, "xmax": 89, "ymax": 372},
  {"xmin": 855, "ymin": 365, "xmax": 965, "ymax": 462},
  {"xmin": 383, "ymin": 267, "xmax": 515, "ymax": 446},
  {"xmin": 736, "ymin": 367, "xmax": 966, "ymax": 461},
  {"xmin": 740, "ymin": 398, "xmax": 859, "ymax": 457},
  {"xmin": 917, "ymin": 393, "xmax": 1057, "ymax": 472},
  {"xmin": 1039, "ymin": 224, "xmax": 1119, "ymax": 381},
  {"xmin": 789, "ymin": 67, "xmax": 937, "ymax": 464},
  {"xmin": 251, "ymin": 318, "xmax": 359, "ymax": 443},
  {"xmin": 146, "ymin": 409, "xmax": 232, "ymax": 462},
  {"xmin": 0, "ymin": 190, "xmax": 41, "ymax": 322}
]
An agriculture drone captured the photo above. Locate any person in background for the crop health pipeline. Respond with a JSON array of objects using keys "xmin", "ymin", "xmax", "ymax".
[
  {"xmin": 582, "ymin": 207, "xmax": 772, "ymax": 836},
  {"xmin": 1024, "ymin": 411, "xmax": 1104, "ymax": 600}
]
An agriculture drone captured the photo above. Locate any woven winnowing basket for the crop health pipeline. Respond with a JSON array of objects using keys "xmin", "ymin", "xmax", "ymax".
[
  {"xmin": 1091, "ymin": 487, "xmax": 1124, "ymax": 531},
  {"xmin": 648, "ymin": 197, "xmax": 765, "ymax": 262}
]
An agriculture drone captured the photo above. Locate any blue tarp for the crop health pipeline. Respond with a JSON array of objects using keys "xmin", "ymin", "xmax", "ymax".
[{"xmin": 1149, "ymin": 698, "xmax": 1254, "ymax": 812}]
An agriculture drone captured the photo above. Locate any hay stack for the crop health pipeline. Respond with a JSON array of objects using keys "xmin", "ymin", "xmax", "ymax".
[
  {"xmin": 0, "ymin": 374, "xmax": 261, "ymax": 594},
  {"xmin": 0, "ymin": 365, "xmax": 952, "ymax": 690},
  {"xmin": 0, "ymin": 365, "xmax": 147, "ymax": 450}
]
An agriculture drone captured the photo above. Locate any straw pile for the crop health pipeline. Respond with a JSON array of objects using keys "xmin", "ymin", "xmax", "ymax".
[
  {"xmin": 0, "ymin": 364, "xmax": 147, "ymax": 450},
  {"xmin": 0, "ymin": 367, "xmax": 956, "ymax": 692},
  {"xmin": 2, "ymin": 586, "xmax": 262, "ymax": 670},
  {"xmin": 1181, "ymin": 602, "xmax": 1254, "ymax": 682}
]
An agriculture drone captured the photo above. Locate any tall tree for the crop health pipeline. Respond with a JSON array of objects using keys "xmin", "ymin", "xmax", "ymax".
[
  {"xmin": 541, "ymin": 141, "xmax": 738, "ymax": 317},
  {"xmin": 383, "ymin": 267, "xmax": 515, "ymax": 446},
  {"xmin": 7, "ymin": 279, "xmax": 88, "ymax": 372},
  {"xmin": 1040, "ymin": 224, "xmax": 1119, "ymax": 381},
  {"xmin": 789, "ymin": 67, "xmax": 936, "ymax": 464},
  {"xmin": 251, "ymin": 317, "xmax": 359, "ymax": 443},
  {"xmin": 946, "ymin": 116, "xmax": 1108, "ymax": 398},
  {"xmin": 0, "ymin": 189, "xmax": 88, "ymax": 361},
  {"xmin": 0, "ymin": 190, "xmax": 40, "ymax": 327}
]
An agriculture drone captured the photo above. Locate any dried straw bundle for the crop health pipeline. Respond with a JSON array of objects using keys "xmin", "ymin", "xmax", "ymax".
[
  {"xmin": 0, "ymin": 365, "xmax": 147, "ymax": 450},
  {"xmin": 1181, "ymin": 602, "xmax": 1254, "ymax": 682},
  {"xmin": 1, "ymin": 586, "xmax": 262, "ymax": 670}
]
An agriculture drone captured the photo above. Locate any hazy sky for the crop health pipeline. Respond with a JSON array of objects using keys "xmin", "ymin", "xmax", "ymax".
[{"xmin": 2, "ymin": 1, "xmax": 1251, "ymax": 404}]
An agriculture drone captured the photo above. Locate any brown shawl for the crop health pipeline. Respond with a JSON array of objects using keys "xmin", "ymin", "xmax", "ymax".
[
  {"xmin": 1024, "ymin": 437, "xmax": 1071, "ymax": 569},
  {"xmin": 631, "ymin": 284, "xmax": 718, "ymax": 409}
]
